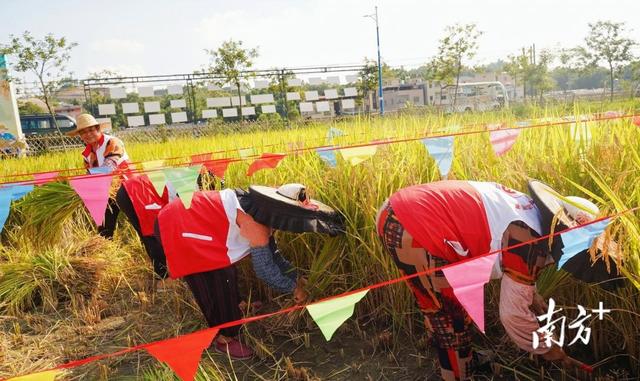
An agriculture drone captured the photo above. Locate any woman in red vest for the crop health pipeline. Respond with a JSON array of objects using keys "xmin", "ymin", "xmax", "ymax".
[
  {"xmin": 68, "ymin": 114, "xmax": 130, "ymax": 239},
  {"xmin": 376, "ymin": 180, "xmax": 619, "ymax": 380},
  {"xmin": 119, "ymin": 180, "xmax": 343, "ymax": 360}
]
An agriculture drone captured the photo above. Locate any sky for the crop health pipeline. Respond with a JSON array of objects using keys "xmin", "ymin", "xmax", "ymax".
[{"xmin": 2, "ymin": 0, "xmax": 639, "ymax": 82}]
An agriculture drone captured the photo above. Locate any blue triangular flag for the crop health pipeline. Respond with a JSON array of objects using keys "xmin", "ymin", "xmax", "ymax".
[
  {"xmin": 557, "ymin": 219, "xmax": 610, "ymax": 269},
  {"xmin": 317, "ymin": 148, "xmax": 337, "ymax": 167},
  {"xmin": 89, "ymin": 167, "xmax": 113, "ymax": 175},
  {"xmin": 8, "ymin": 184, "xmax": 34, "ymax": 201},
  {"xmin": 422, "ymin": 136, "xmax": 455, "ymax": 178},
  {"xmin": 0, "ymin": 187, "xmax": 13, "ymax": 233},
  {"xmin": 326, "ymin": 127, "xmax": 345, "ymax": 143}
]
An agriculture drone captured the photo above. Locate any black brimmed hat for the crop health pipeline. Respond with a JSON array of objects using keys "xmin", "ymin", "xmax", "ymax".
[
  {"xmin": 527, "ymin": 179, "xmax": 623, "ymax": 289},
  {"xmin": 236, "ymin": 183, "xmax": 345, "ymax": 236}
]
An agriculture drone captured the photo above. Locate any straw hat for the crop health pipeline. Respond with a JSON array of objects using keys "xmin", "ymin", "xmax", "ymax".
[
  {"xmin": 67, "ymin": 114, "xmax": 106, "ymax": 136},
  {"xmin": 527, "ymin": 179, "xmax": 622, "ymax": 289},
  {"xmin": 236, "ymin": 183, "xmax": 345, "ymax": 236}
]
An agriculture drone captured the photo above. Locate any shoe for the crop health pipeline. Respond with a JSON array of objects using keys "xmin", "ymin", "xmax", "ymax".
[{"xmin": 214, "ymin": 338, "xmax": 254, "ymax": 360}]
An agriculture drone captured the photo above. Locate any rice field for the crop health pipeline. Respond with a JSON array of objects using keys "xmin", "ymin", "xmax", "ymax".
[{"xmin": 1, "ymin": 100, "xmax": 639, "ymax": 380}]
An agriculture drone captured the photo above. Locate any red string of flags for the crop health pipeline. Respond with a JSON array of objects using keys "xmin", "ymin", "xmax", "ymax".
[
  {"xmin": 0, "ymin": 113, "xmax": 637, "ymax": 231},
  {"xmin": 2, "ymin": 112, "xmax": 637, "ymax": 185},
  {"xmin": 3, "ymin": 208, "xmax": 636, "ymax": 381}
]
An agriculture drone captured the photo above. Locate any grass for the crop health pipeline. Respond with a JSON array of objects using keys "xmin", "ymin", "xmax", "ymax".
[{"xmin": 0, "ymin": 99, "xmax": 639, "ymax": 380}]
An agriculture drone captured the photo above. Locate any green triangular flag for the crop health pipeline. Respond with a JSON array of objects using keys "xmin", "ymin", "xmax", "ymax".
[
  {"xmin": 142, "ymin": 160, "xmax": 166, "ymax": 196},
  {"xmin": 306, "ymin": 290, "xmax": 369, "ymax": 341},
  {"xmin": 162, "ymin": 165, "xmax": 201, "ymax": 208}
]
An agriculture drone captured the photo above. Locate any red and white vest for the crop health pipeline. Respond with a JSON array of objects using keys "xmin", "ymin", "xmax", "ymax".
[
  {"xmin": 121, "ymin": 175, "xmax": 172, "ymax": 236},
  {"xmin": 157, "ymin": 189, "xmax": 251, "ymax": 279},
  {"xmin": 389, "ymin": 180, "xmax": 542, "ymax": 275}
]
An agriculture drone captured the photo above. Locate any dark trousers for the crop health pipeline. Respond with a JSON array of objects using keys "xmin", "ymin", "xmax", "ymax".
[
  {"xmin": 115, "ymin": 186, "xmax": 168, "ymax": 279},
  {"xmin": 154, "ymin": 219, "xmax": 242, "ymax": 337},
  {"xmin": 98, "ymin": 196, "xmax": 119, "ymax": 239}
]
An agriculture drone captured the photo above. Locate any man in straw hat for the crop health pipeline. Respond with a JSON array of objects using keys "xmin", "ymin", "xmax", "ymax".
[
  {"xmin": 69, "ymin": 113, "xmax": 130, "ymax": 238},
  {"xmin": 153, "ymin": 183, "xmax": 345, "ymax": 360},
  {"xmin": 375, "ymin": 179, "xmax": 620, "ymax": 380}
]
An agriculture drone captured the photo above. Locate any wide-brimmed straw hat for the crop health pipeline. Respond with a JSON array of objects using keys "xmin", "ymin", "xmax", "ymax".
[
  {"xmin": 527, "ymin": 179, "xmax": 623, "ymax": 289},
  {"xmin": 67, "ymin": 114, "xmax": 106, "ymax": 136},
  {"xmin": 236, "ymin": 183, "xmax": 345, "ymax": 236}
]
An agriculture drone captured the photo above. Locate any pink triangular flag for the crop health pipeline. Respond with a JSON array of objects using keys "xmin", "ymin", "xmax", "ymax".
[
  {"xmin": 489, "ymin": 129, "xmax": 521, "ymax": 156},
  {"xmin": 145, "ymin": 328, "xmax": 219, "ymax": 381},
  {"xmin": 69, "ymin": 174, "xmax": 114, "ymax": 226},
  {"xmin": 246, "ymin": 153, "xmax": 286, "ymax": 176},
  {"xmin": 633, "ymin": 116, "xmax": 640, "ymax": 127},
  {"xmin": 441, "ymin": 253, "xmax": 498, "ymax": 333},
  {"xmin": 33, "ymin": 171, "xmax": 60, "ymax": 186}
]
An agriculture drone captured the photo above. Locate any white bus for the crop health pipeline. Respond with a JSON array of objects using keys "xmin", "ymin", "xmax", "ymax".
[{"xmin": 439, "ymin": 81, "xmax": 509, "ymax": 113}]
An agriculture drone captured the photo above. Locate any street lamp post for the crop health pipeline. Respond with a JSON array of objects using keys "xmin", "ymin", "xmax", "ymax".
[{"xmin": 365, "ymin": 6, "xmax": 384, "ymax": 116}]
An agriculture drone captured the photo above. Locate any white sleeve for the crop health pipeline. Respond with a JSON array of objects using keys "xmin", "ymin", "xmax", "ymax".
[{"xmin": 499, "ymin": 274, "xmax": 551, "ymax": 355}]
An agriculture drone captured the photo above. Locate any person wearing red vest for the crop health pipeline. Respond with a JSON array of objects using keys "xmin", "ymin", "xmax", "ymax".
[
  {"xmin": 68, "ymin": 114, "xmax": 131, "ymax": 239},
  {"xmin": 154, "ymin": 183, "xmax": 344, "ymax": 360},
  {"xmin": 376, "ymin": 180, "xmax": 619, "ymax": 380},
  {"xmin": 116, "ymin": 169, "xmax": 223, "ymax": 281}
]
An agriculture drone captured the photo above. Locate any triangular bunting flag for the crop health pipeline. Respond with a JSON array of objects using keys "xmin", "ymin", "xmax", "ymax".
[
  {"xmin": 69, "ymin": 174, "xmax": 114, "ymax": 226},
  {"xmin": 632, "ymin": 115, "xmax": 640, "ymax": 127},
  {"xmin": 422, "ymin": 136, "xmax": 455, "ymax": 178},
  {"xmin": 202, "ymin": 159, "xmax": 231, "ymax": 178},
  {"xmin": 306, "ymin": 290, "xmax": 369, "ymax": 341},
  {"xmin": 441, "ymin": 253, "xmax": 498, "ymax": 333},
  {"xmin": 8, "ymin": 184, "xmax": 34, "ymax": 201},
  {"xmin": 317, "ymin": 148, "xmax": 337, "ymax": 167},
  {"xmin": 238, "ymin": 148, "xmax": 255, "ymax": 159},
  {"xmin": 33, "ymin": 171, "xmax": 60, "ymax": 185},
  {"xmin": 489, "ymin": 129, "xmax": 521, "ymax": 156},
  {"xmin": 142, "ymin": 160, "xmax": 167, "ymax": 196},
  {"xmin": 246, "ymin": 153, "xmax": 286, "ymax": 176},
  {"xmin": 338, "ymin": 145, "xmax": 377, "ymax": 166},
  {"xmin": 558, "ymin": 219, "xmax": 610, "ymax": 269},
  {"xmin": 163, "ymin": 166, "xmax": 200, "ymax": 208},
  {"xmin": 326, "ymin": 127, "xmax": 345, "ymax": 143},
  {"xmin": 88, "ymin": 167, "xmax": 113, "ymax": 175},
  {"xmin": 0, "ymin": 187, "xmax": 12, "ymax": 234},
  {"xmin": 6, "ymin": 369, "xmax": 64, "ymax": 381},
  {"xmin": 190, "ymin": 153, "xmax": 212, "ymax": 165},
  {"xmin": 145, "ymin": 328, "xmax": 219, "ymax": 381}
]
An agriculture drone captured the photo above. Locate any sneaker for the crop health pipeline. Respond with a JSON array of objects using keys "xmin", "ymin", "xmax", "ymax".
[{"xmin": 214, "ymin": 338, "xmax": 254, "ymax": 360}]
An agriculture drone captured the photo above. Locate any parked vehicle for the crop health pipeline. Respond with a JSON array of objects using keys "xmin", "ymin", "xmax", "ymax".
[{"xmin": 19, "ymin": 114, "xmax": 77, "ymax": 136}]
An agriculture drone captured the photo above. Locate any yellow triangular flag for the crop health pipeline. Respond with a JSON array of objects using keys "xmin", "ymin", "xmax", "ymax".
[
  {"xmin": 7, "ymin": 369, "xmax": 63, "ymax": 381},
  {"xmin": 338, "ymin": 146, "xmax": 377, "ymax": 166}
]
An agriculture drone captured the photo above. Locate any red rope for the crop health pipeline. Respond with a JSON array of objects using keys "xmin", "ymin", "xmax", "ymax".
[{"xmin": 3, "ymin": 206, "xmax": 636, "ymax": 380}]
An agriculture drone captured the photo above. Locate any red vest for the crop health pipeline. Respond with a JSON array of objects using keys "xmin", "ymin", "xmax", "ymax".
[
  {"xmin": 121, "ymin": 175, "xmax": 169, "ymax": 236},
  {"xmin": 157, "ymin": 190, "xmax": 250, "ymax": 279}
]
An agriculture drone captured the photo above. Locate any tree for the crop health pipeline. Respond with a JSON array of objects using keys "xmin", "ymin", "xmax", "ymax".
[
  {"xmin": 0, "ymin": 31, "xmax": 77, "ymax": 137},
  {"xmin": 427, "ymin": 23, "xmax": 482, "ymax": 106},
  {"xmin": 357, "ymin": 58, "xmax": 379, "ymax": 113},
  {"xmin": 205, "ymin": 40, "xmax": 258, "ymax": 120},
  {"xmin": 504, "ymin": 50, "xmax": 530, "ymax": 100},
  {"xmin": 581, "ymin": 21, "xmax": 636, "ymax": 101},
  {"xmin": 18, "ymin": 100, "xmax": 47, "ymax": 115}
]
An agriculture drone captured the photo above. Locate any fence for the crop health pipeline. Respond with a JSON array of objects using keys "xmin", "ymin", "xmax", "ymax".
[{"xmin": 82, "ymin": 65, "xmax": 368, "ymax": 131}]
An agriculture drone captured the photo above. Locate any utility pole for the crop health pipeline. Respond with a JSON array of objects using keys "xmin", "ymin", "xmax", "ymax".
[{"xmin": 364, "ymin": 7, "xmax": 384, "ymax": 116}]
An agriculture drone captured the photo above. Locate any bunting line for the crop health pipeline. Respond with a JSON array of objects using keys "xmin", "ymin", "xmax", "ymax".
[
  {"xmin": 1, "ymin": 112, "xmax": 637, "ymax": 185},
  {"xmin": 4, "ymin": 206, "xmax": 637, "ymax": 381}
]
